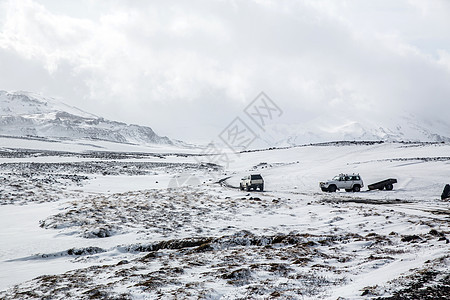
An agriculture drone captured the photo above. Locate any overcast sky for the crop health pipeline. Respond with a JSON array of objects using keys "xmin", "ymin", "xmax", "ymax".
[{"xmin": 1, "ymin": 0, "xmax": 449, "ymax": 142}]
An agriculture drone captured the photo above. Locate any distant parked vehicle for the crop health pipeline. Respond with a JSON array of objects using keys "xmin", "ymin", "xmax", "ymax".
[
  {"xmin": 240, "ymin": 174, "xmax": 264, "ymax": 191},
  {"xmin": 442, "ymin": 184, "xmax": 450, "ymax": 200},
  {"xmin": 368, "ymin": 178, "xmax": 398, "ymax": 191},
  {"xmin": 320, "ymin": 173, "xmax": 363, "ymax": 192}
]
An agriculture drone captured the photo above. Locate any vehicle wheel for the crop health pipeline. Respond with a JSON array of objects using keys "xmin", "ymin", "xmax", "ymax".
[
  {"xmin": 328, "ymin": 185, "xmax": 337, "ymax": 193},
  {"xmin": 385, "ymin": 184, "xmax": 393, "ymax": 191},
  {"xmin": 345, "ymin": 189, "xmax": 352, "ymax": 192},
  {"xmin": 246, "ymin": 185, "xmax": 250, "ymax": 192},
  {"xmin": 260, "ymin": 185, "xmax": 264, "ymax": 191},
  {"xmin": 240, "ymin": 184, "xmax": 244, "ymax": 191},
  {"xmin": 352, "ymin": 185, "xmax": 361, "ymax": 192},
  {"xmin": 378, "ymin": 187, "xmax": 384, "ymax": 190}
]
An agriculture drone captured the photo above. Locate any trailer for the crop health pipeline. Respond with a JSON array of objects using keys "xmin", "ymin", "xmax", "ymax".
[{"xmin": 368, "ymin": 178, "xmax": 397, "ymax": 191}]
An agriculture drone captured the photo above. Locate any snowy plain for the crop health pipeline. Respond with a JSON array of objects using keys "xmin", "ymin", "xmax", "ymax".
[{"xmin": 0, "ymin": 137, "xmax": 449, "ymax": 299}]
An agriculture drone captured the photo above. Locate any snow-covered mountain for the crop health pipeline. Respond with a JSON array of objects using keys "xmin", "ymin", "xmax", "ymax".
[
  {"xmin": 2, "ymin": 90, "xmax": 449, "ymax": 148},
  {"xmin": 0, "ymin": 91, "xmax": 172, "ymax": 145},
  {"xmin": 255, "ymin": 114, "xmax": 450, "ymax": 147}
]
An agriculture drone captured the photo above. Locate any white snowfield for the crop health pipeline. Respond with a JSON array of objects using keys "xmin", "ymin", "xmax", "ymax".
[{"xmin": 0, "ymin": 139, "xmax": 449, "ymax": 299}]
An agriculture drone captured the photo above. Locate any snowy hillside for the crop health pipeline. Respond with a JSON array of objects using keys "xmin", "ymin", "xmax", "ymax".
[{"xmin": 0, "ymin": 91, "xmax": 172, "ymax": 145}]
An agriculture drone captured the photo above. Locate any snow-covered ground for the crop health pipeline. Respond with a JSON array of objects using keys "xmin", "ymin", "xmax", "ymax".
[{"xmin": 0, "ymin": 140, "xmax": 449, "ymax": 299}]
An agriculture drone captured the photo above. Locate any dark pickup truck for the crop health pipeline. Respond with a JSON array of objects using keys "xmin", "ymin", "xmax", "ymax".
[{"xmin": 368, "ymin": 178, "xmax": 398, "ymax": 191}]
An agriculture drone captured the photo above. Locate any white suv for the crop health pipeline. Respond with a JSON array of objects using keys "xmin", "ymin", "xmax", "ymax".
[
  {"xmin": 240, "ymin": 174, "xmax": 264, "ymax": 191},
  {"xmin": 320, "ymin": 173, "xmax": 363, "ymax": 192}
]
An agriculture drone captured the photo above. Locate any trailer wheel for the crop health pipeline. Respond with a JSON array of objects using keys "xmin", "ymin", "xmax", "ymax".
[
  {"xmin": 378, "ymin": 186, "xmax": 384, "ymax": 190},
  {"xmin": 386, "ymin": 184, "xmax": 393, "ymax": 191}
]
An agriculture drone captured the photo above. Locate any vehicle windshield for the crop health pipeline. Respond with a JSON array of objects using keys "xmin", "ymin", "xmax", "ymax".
[{"xmin": 251, "ymin": 175, "xmax": 263, "ymax": 180}]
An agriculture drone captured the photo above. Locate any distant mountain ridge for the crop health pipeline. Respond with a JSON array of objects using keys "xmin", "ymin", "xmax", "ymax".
[
  {"xmin": 1, "ymin": 90, "xmax": 449, "ymax": 148},
  {"xmin": 0, "ymin": 91, "xmax": 172, "ymax": 145},
  {"xmin": 254, "ymin": 115, "xmax": 450, "ymax": 148}
]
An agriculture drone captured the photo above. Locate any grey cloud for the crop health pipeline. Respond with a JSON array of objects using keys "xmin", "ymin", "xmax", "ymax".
[{"xmin": 0, "ymin": 0, "xmax": 449, "ymax": 142}]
